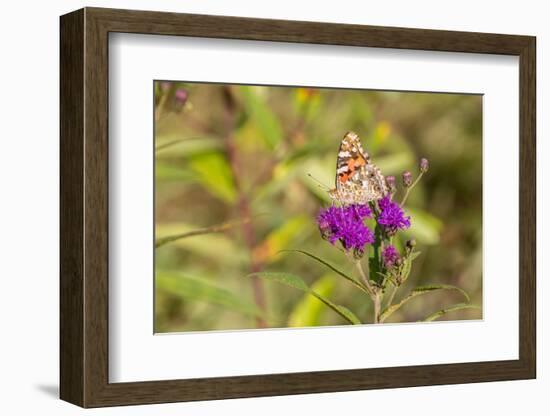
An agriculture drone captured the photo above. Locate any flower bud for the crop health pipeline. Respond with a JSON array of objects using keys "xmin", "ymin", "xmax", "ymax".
[
  {"xmin": 174, "ymin": 88, "xmax": 189, "ymax": 107},
  {"xmin": 406, "ymin": 239, "xmax": 417, "ymax": 249},
  {"xmin": 353, "ymin": 247, "xmax": 366, "ymax": 260},
  {"xmin": 385, "ymin": 175, "xmax": 396, "ymax": 192},
  {"xmin": 420, "ymin": 158, "xmax": 429, "ymax": 173},
  {"xmin": 402, "ymin": 171, "xmax": 413, "ymax": 188}
]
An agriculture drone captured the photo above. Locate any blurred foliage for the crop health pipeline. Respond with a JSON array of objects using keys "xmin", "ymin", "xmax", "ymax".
[{"xmin": 154, "ymin": 81, "xmax": 482, "ymax": 332}]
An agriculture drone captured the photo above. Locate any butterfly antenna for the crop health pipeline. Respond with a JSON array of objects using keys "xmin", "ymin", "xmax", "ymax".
[{"xmin": 307, "ymin": 173, "xmax": 331, "ymax": 191}]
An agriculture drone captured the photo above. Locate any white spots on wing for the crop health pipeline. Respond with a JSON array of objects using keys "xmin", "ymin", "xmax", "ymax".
[
  {"xmin": 337, "ymin": 166, "xmax": 349, "ymax": 174},
  {"xmin": 338, "ymin": 150, "xmax": 351, "ymax": 157}
]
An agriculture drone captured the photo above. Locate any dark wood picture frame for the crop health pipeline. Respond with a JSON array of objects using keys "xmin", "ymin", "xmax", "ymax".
[{"xmin": 60, "ymin": 7, "xmax": 536, "ymax": 408}]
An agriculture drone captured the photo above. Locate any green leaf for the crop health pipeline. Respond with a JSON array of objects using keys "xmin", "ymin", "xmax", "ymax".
[
  {"xmin": 156, "ymin": 135, "xmax": 222, "ymax": 157},
  {"xmin": 409, "ymin": 251, "xmax": 422, "ymax": 261},
  {"xmin": 239, "ymin": 86, "xmax": 283, "ymax": 149},
  {"xmin": 403, "ymin": 208, "xmax": 443, "ymax": 245},
  {"xmin": 188, "ymin": 152, "xmax": 237, "ymax": 204},
  {"xmin": 155, "ymin": 163, "xmax": 197, "ymax": 182},
  {"xmin": 280, "ymin": 249, "xmax": 369, "ymax": 294},
  {"xmin": 249, "ymin": 272, "xmax": 360, "ymax": 324},
  {"xmin": 380, "ymin": 284, "xmax": 471, "ymax": 323},
  {"xmin": 156, "ymin": 222, "xmax": 247, "ymax": 266},
  {"xmin": 248, "ymin": 271, "xmax": 309, "ymax": 291},
  {"xmin": 157, "ymin": 272, "xmax": 264, "ymax": 318},
  {"xmin": 253, "ymin": 217, "xmax": 309, "ymax": 263},
  {"xmin": 332, "ymin": 305, "xmax": 362, "ymax": 325},
  {"xmin": 421, "ymin": 303, "xmax": 481, "ymax": 322},
  {"xmin": 288, "ymin": 275, "xmax": 336, "ymax": 327},
  {"xmin": 308, "ymin": 292, "xmax": 361, "ymax": 325}
]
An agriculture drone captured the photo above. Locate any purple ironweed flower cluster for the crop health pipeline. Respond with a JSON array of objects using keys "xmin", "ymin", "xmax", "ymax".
[
  {"xmin": 317, "ymin": 195, "xmax": 411, "ymax": 255},
  {"xmin": 317, "ymin": 204, "xmax": 374, "ymax": 253},
  {"xmin": 377, "ymin": 196, "xmax": 411, "ymax": 236},
  {"xmin": 382, "ymin": 244, "xmax": 400, "ymax": 268}
]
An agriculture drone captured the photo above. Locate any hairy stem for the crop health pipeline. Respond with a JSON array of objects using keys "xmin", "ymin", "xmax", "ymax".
[
  {"xmin": 385, "ymin": 285, "xmax": 398, "ymax": 310},
  {"xmin": 373, "ymin": 292, "xmax": 381, "ymax": 324},
  {"xmin": 155, "ymin": 218, "xmax": 252, "ymax": 248},
  {"xmin": 355, "ymin": 259, "xmax": 382, "ymax": 324},
  {"xmin": 355, "ymin": 260, "xmax": 374, "ymax": 297}
]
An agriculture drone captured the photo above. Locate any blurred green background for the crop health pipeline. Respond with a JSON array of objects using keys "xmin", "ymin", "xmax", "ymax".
[{"xmin": 154, "ymin": 81, "xmax": 482, "ymax": 333}]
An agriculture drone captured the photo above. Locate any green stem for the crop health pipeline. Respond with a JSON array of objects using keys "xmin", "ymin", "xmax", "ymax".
[
  {"xmin": 355, "ymin": 260, "xmax": 374, "ymax": 297},
  {"xmin": 355, "ymin": 260, "xmax": 382, "ymax": 324},
  {"xmin": 385, "ymin": 285, "xmax": 398, "ymax": 310},
  {"xmin": 373, "ymin": 292, "xmax": 381, "ymax": 324},
  {"xmin": 155, "ymin": 218, "xmax": 252, "ymax": 248}
]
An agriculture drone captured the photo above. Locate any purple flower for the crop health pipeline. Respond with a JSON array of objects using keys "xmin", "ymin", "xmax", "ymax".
[
  {"xmin": 377, "ymin": 196, "xmax": 411, "ymax": 235},
  {"xmin": 317, "ymin": 204, "xmax": 374, "ymax": 253},
  {"xmin": 382, "ymin": 245, "xmax": 400, "ymax": 268}
]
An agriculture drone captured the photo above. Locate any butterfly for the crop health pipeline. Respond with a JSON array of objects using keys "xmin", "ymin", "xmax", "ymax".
[{"xmin": 328, "ymin": 131, "xmax": 388, "ymax": 205}]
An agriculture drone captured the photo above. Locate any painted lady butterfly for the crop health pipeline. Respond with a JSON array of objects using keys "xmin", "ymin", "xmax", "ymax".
[{"xmin": 328, "ymin": 131, "xmax": 388, "ymax": 205}]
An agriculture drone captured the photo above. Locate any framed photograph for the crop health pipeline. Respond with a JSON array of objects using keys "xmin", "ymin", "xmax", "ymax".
[{"xmin": 60, "ymin": 7, "xmax": 536, "ymax": 408}]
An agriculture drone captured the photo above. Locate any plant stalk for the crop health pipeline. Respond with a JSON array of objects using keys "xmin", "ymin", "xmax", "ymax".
[
  {"xmin": 222, "ymin": 86, "xmax": 267, "ymax": 328},
  {"xmin": 355, "ymin": 259, "xmax": 382, "ymax": 324},
  {"xmin": 385, "ymin": 285, "xmax": 398, "ymax": 310},
  {"xmin": 373, "ymin": 292, "xmax": 381, "ymax": 324}
]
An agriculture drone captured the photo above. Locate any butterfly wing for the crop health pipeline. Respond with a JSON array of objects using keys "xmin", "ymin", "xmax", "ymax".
[
  {"xmin": 333, "ymin": 131, "xmax": 387, "ymax": 204},
  {"xmin": 335, "ymin": 131, "xmax": 370, "ymax": 186}
]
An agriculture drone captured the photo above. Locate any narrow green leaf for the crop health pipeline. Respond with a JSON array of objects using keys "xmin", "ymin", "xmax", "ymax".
[
  {"xmin": 409, "ymin": 251, "xmax": 422, "ymax": 261},
  {"xmin": 421, "ymin": 303, "xmax": 481, "ymax": 322},
  {"xmin": 188, "ymin": 152, "xmax": 237, "ymax": 203},
  {"xmin": 280, "ymin": 249, "xmax": 369, "ymax": 294},
  {"xmin": 155, "ymin": 163, "xmax": 196, "ymax": 182},
  {"xmin": 155, "ymin": 137, "xmax": 207, "ymax": 152},
  {"xmin": 157, "ymin": 272, "xmax": 264, "ymax": 318},
  {"xmin": 333, "ymin": 305, "xmax": 362, "ymax": 325},
  {"xmin": 156, "ymin": 135, "xmax": 222, "ymax": 157},
  {"xmin": 248, "ymin": 272, "xmax": 309, "ymax": 291},
  {"xmin": 239, "ymin": 86, "xmax": 283, "ymax": 149},
  {"xmin": 309, "ymin": 292, "xmax": 361, "ymax": 325},
  {"xmin": 254, "ymin": 217, "xmax": 309, "ymax": 263},
  {"xmin": 288, "ymin": 275, "xmax": 335, "ymax": 327},
  {"xmin": 380, "ymin": 284, "xmax": 471, "ymax": 322},
  {"xmin": 249, "ymin": 271, "xmax": 360, "ymax": 324}
]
